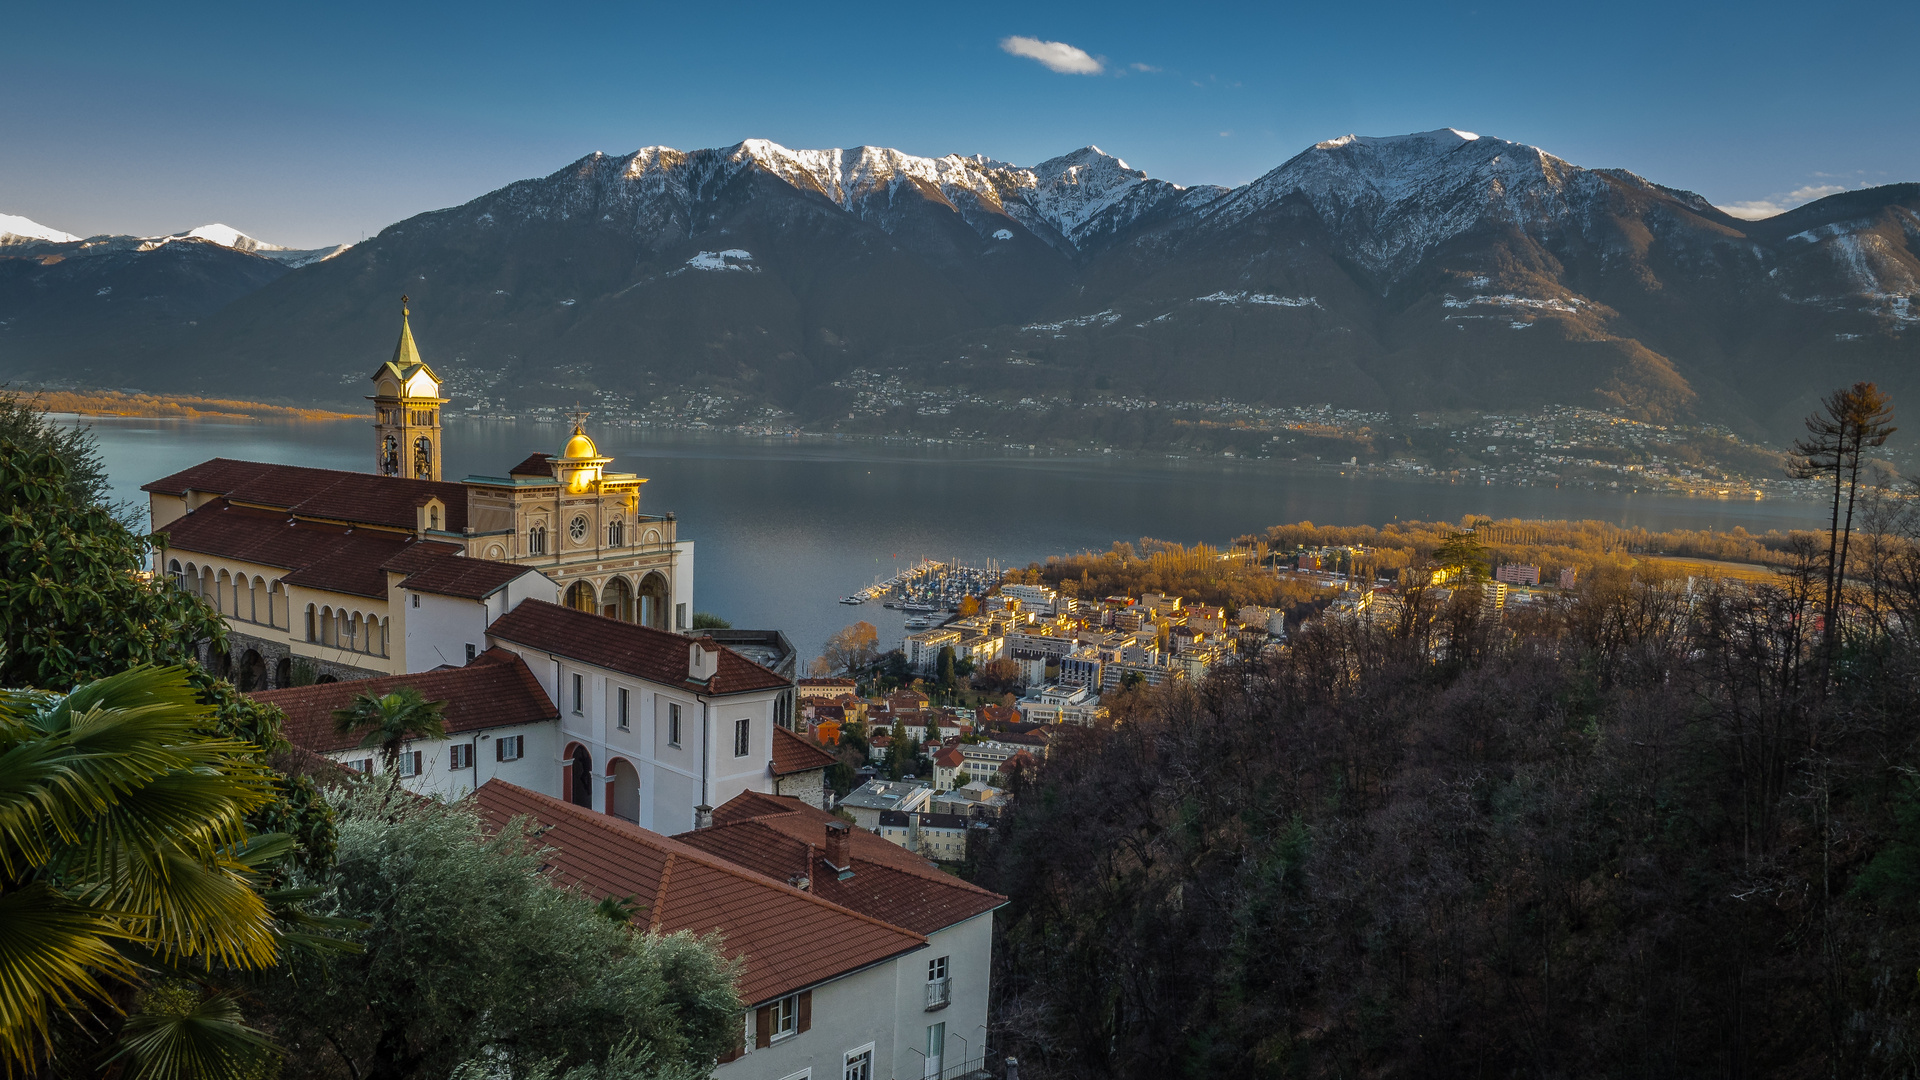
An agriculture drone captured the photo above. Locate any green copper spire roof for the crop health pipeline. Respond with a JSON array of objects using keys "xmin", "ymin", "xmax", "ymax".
[{"xmin": 392, "ymin": 294, "xmax": 423, "ymax": 367}]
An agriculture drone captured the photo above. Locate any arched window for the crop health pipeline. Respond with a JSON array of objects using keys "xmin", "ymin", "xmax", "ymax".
[
  {"xmin": 251, "ymin": 577, "xmax": 267, "ymax": 623},
  {"xmin": 604, "ymin": 576, "xmax": 634, "ymax": 622},
  {"xmin": 379, "ymin": 617, "xmax": 391, "ymax": 657},
  {"xmin": 167, "ymin": 559, "xmax": 183, "ymax": 589},
  {"xmin": 183, "ymin": 562, "xmax": 198, "ymax": 596},
  {"xmin": 305, "ymin": 604, "xmax": 317, "ymax": 642},
  {"xmin": 320, "ymin": 607, "xmax": 336, "ymax": 647},
  {"xmin": 347, "ymin": 613, "xmax": 362, "ymax": 652},
  {"xmin": 381, "ymin": 433, "xmax": 400, "ymax": 476},
  {"xmin": 413, "ymin": 435, "xmax": 433, "ymax": 480},
  {"xmin": 607, "ymin": 520, "xmax": 624, "ymax": 547},
  {"xmin": 528, "ymin": 523, "xmax": 548, "ymax": 556},
  {"xmin": 638, "ymin": 573, "xmax": 669, "ymax": 630},
  {"xmin": 564, "ymin": 580, "xmax": 597, "ymax": 614}
]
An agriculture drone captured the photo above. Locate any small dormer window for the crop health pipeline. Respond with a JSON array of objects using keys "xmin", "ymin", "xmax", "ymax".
[{"xmin": 429, "ymin": 506, "xmax": 440, "ymax": 530}]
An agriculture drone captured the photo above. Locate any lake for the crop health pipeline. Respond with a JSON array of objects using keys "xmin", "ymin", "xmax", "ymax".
[{"xmin": 71, "ymin": 415, "xmax": 1829, "ymax": 665}]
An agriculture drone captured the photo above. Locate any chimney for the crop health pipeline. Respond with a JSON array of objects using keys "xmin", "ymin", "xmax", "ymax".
[
  {"xmin": 688, "ymin": 638, "xmax": 719, "ymax": 684},
  {"xmin": 694, "ymin": 804, "xmax": 713, "ymax": 830},
  {"xmin": 824, "ymin": 821, "xmax": 852, "ymax": 876}
]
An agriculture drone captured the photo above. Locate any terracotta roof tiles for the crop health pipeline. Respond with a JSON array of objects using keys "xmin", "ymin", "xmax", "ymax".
[
  {"xmin": 144, "ymin": 458, "xmax": 470, "ymax": 532},
  {"xmin": 250, "ymin": 648, "xmax": 557, "ymax": 753},
  {"xmin": 771, "ymin": 727, "xmax": 837, "ymax": 777},
  {"xmin": 473, "ymin": 781, "xmax": 925, "ymax": 1005},
  {"xmin": 487, "ymin": 600, "xmax": 790, "ymax": 697},
  {"xmin": 679, "ymin": 791, "xmax": 1005, "ymax": 936}
]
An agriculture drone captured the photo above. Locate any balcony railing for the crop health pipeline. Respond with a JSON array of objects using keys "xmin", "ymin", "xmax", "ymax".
[{"xmin": 925, "ymin": 976, "xmax": 952, "ymax": 1011}]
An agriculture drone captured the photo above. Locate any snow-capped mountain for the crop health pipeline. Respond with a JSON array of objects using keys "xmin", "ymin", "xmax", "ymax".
[
  {"xmin": 6, "ymin": 131, "xmax": 1916, "ymax": 442},
  {"xmin": 137, "ymin": 224, "xmax": 352, "ymax": 268},
  {"xmin": 451, "ymin": 139, "xmax": 1219, "ymax": 259},
  {"xmin": 0, "ymin": 214, "xmax": 81, "ymax": 244}
]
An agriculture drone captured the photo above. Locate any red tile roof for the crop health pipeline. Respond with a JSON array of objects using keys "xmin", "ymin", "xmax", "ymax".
[
  {"xmin": 679, "ymin": 792, "xmax": 1005, "ymax": 936},
  {"xmin": 144, "ymin": 458, "xmax": 471, "ymax": 532},
  {"xmin": 933, "ymin": 746, "xmax": 966, "ymax": 768},
  {"xmin": 158, "ymin": 499, "xmax": 456, "ymax": 599},
  {"xmin": 399, "ymin": 557, "xmax": 535, "ymax": 600},
  {"xmin": 487, "ymin": 600, "xmax": 790, "ymax": 696},
  {"xmin": 771, "ymin": 727, "xmax": 837, "ymax": 777},
  {"xmin": 507, "ymin": 453, "xmax": 554, "ymax": 478},
  {"xmin": 473, "ymin": 781, "xmax": 925, "ymax": 1005},
  {"xmin": 157, "ymin": 497, "xmax": 529, "ymax": 601},
  {"xmin": 250, "ymin": 648, "xmax": 557, "ymax": 753}
]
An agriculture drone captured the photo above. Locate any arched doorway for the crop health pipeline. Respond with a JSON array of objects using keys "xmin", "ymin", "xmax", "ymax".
[
  {"xmin": 603, "ymin": 577, "xmax": 634, "ymax": 622},
  {"xmin": 238, "ymin": 649, "xmax": 266, "ymax": 692},
  {"xmin": 607, "ymin": 758, "xmax": 640, "ymax": 822},
  {"xmin": 637, "ymin": 573, "xmax": 669, "ymax": 630},
  {"xmin": 274, "ymin": 656, "xmax": 291, "ymax": 689},
  {"xmin": 214, "ymin": 650, "xmax": 233, "ymax": 680},
  {"xmin": 564, "ymin": 579, "xmax": 597, "ymax": 614},
  {"xmin": 569, "ymin": 744, "xmax": 594, "ymax": 808}
]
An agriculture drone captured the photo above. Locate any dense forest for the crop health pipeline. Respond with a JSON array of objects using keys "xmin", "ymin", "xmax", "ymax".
[{"xmin": 980, "ymin": 387, "xmax": 1920, "ymax": 1078}]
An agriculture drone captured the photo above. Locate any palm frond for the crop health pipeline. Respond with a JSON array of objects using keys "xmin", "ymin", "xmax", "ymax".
[
  {"xmin": 0, "ymin": 883, "xmax": 139, "ymax": 1072},
  {"xmin": 111, "ymin": 985, "xmax": 276, "ymax": 1080}
]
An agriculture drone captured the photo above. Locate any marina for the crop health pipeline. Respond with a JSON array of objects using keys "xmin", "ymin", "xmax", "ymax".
[{"xmin": 848, "ymin": 558, "xmax": 1004, "ymax": 611}]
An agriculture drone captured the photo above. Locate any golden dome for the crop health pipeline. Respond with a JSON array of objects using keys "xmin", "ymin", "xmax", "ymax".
[{"xmin": 562, "ymin": 426, "xmax": 598, "ymax": 461}]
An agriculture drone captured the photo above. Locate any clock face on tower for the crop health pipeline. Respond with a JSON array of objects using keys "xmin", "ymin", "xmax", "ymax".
[{"xmin": 569, "ymin": 515, "xmax": 588, "ymax": 544}]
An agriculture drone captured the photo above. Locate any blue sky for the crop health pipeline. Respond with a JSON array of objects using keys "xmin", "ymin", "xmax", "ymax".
[{"xmin": 6, "ymin": 0, "xmax": 1916, "ymax": 247}]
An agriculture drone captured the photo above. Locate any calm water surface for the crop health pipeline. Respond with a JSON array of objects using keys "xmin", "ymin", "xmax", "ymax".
[{"xmin": 73, "ymin": 415, "xmax": 1829, "ymax": 663}]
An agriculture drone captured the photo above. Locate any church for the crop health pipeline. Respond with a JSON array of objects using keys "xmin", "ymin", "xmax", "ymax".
[
  {"xmin": 142, "ymin": 301, "xmax": 809, "ymax": 827},
  {"xmin": 145, "ymin": 299, "xmax": 696, "ymax": 687}
]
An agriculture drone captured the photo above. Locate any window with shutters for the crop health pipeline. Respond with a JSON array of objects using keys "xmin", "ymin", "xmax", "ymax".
[
  {"xmin": 770, "ymin": 993, "xmax": 798, "ymax": 1041},
  {"xmin": 398, "ymin": 750, "xmax": 421, "ymax": 778},
  {"xmin": 496, "ymin": 735, "xmax": 524, "ymax": 762},
  {"xmin": 450, "ymin": 745, "xmax": 474, "ymax": 770},
  {"xmin": 346, "ymin": 758, "xmax": 372, "ymax": 774}
]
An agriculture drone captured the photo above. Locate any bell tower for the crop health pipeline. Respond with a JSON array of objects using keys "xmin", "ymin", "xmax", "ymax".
[{"xmin": 369, "ymin": 295, "xmax": 447, "ymax": 482}]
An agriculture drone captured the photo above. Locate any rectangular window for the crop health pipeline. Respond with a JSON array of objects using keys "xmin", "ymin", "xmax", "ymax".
[
  {"xmin": 496, "ymin": 735, "xmax": 524, "ymax": 762},
  {"xmin": 844, "ymin": 1048, "xmax": 873, "ymax": 1080},
  {"xmin": 929, "ymin": 956, "xmax": 948, "ymax": 982},
  {"xmin": 676, "ymin": 602, "xmax": 687, "ymax": 630},
  {"xmin": 572, "ymin": 673, "xmax": 584, "ymax": 715},
  {"xmin": 411, "ymin": 594, "xmax": 420, "ymax": 608},
  {"xmin": 734, "ymin": 718, "xmax": 750, "ymax": 757},
  {"xmin": 346, "ymin": 757, "xmax": 372, "ymax": 774},
  {"xmin": 464, "ymin": 643, "xmax": 476, "ymax": 663},
  {"xmin": 398, "ymin": 750, "xmax": 421, "ymax": 778},
  {"xmin": 771, "ymin": 993, "xmax": 798, "ymax": 1041},
  {"xmin": 450, "ymin": 744, "xmax": 474, "ymax": 770},
  {"xmin": 668, "ymin": 702, "xmax": 682, "ymax": 747},
  {"xmin": 617, "ymin": 688, "xmax": 630, "ymax": 730}
]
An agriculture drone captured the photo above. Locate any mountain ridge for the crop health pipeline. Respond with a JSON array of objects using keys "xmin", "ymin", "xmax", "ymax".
[{"xmin": 3, "ymin": 130, "xmax": 1915, "ymax": 445}]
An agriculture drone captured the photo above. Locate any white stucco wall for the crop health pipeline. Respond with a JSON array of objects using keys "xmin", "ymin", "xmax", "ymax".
[
  {"xmin": 325, "ymin": 717, "xmax": 562, "ymax": 801},
  {"xmin": 488, "ymin": 641, "xmax": 784, "ymax": 833},
  {"xmin": 715, "ymin": 955, "xmax": 910, "ymax": 1080},
  {"xmin": 403, "ymin": 590, "xmax": 490, "ymax": 673},
  {"xmin": 890, "ymin": 911, "xmax": 996, "ymax": 1079}
]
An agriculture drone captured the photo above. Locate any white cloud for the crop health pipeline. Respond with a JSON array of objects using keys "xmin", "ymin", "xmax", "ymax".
[
  {"xmin": 999, "ymin": 35, "xmax": 1104, "ymax": 75},
  {"xmin": 1716, "ymin": 183, "xmax": 1850, "ymax": 221},
  {"xmin": 1130, "ymin": 62, "xmax": 1160, "ymax": 72},
  {"xmin": 1786, "ymin": 183, "xmax": 1846, "ymax": 202},
  {"xmin": 1719, "ymin": 201, "xmax": 1787, "ymax": 221}
]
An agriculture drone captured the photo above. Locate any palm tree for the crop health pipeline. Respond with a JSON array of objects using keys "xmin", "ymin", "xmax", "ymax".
[
  {"xmin": 330, "ymin": 687, "xmax": 450, "ymax": 776},
  {"xmin": 0, "ymin": 664, "xmax": 286, "ymax": 1077}
]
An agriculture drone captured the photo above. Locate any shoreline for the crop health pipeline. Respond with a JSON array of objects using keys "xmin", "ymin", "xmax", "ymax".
[{"xmin": 30, "ymin": 389, "xmax": 358, "ymax": 423}]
